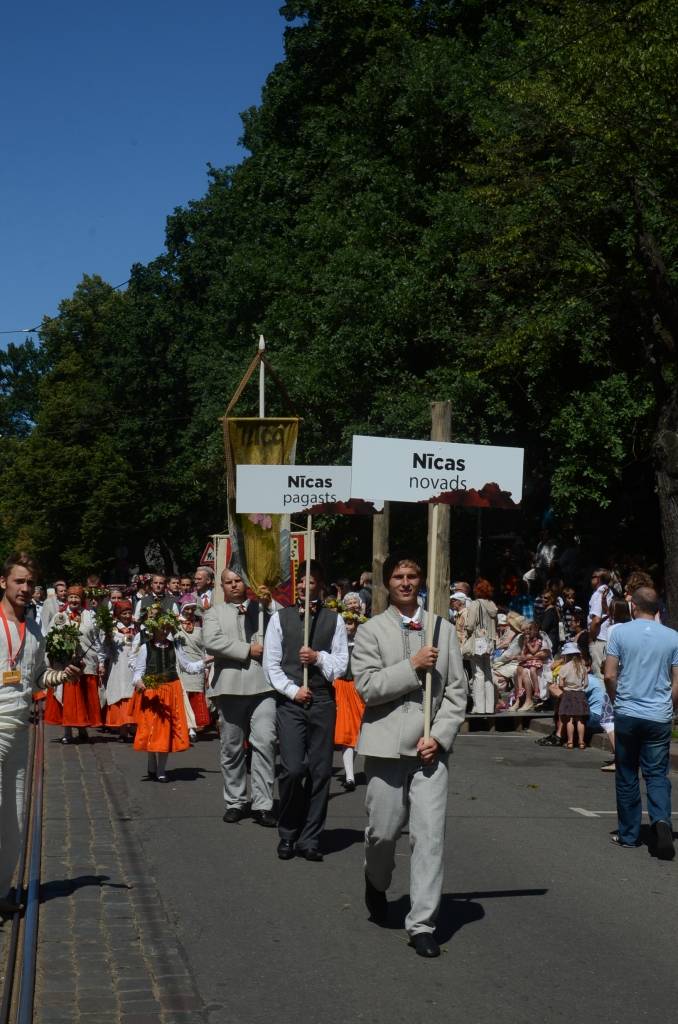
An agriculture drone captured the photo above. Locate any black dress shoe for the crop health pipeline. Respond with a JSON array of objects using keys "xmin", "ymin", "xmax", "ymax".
[
  {"xmin": 277, "ymin": 840, "xmax": 296, "ymax": 860},
  {"xmin": 0, "ymin": 897, "xmax": 24, "ymax": 915},
  {"xmin": 410, "ymin": 933, "xmax": 440, "ymax": 958},
  {"xmin": 252, "ymin": 809, "xmax": 277, "ymax": 828},
  {"xmin": 653, "ymin": 820, "xmax": 675, "ymax": 860},
  {"xmin": 297, "ymin": 848, "xmax": 323, "ymax": 861},
  {"xmin": 364, "ymin": 875, "xmax": 388, "ymax": 924},
  {"xmin": 342, "ymin": 779, "xmax": 356, "ymax": 792},
  {"xmin": 223, "ymin": 807, "xmax": 246, "ymax": 823}
]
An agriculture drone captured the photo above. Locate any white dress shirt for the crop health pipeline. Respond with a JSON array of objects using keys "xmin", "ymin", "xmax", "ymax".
[{"xmin": 263, "ymin": 609, "xmax": 349, "ymax": 700}]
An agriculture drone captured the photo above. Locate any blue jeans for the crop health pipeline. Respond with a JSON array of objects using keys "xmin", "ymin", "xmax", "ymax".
[{"xmin": 614, "ymin": 713, "xmax": 672, "ymax": 845}]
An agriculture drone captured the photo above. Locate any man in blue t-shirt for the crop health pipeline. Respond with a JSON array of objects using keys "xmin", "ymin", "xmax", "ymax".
[{"xmin": 604, "ymin": 587, "xmax": 678, "ymax": 858}]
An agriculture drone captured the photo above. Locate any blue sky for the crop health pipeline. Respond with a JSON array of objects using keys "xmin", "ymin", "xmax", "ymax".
[{"xmin": 1, "ymin": 1, "xmax": 288, "ymax": 346}]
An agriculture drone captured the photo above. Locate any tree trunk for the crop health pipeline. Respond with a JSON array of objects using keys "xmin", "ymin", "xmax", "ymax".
[
  {"xmin": 371, "ymin": 503, "xmax": 390, "ymax": 615},
  {"xmin": 654, "ymin": 394, "xmax": 678, "ymax": 627}
]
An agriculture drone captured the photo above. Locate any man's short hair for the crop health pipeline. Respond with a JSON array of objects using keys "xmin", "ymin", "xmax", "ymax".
[
  {"xmin": 453, "ymin": 580, "xmax": 471, "ymax": 596},
  {"xmin": 1, "ymin": 551, "xmax": 40, "ymax": 580},
  {"xmin": 382, "ymin": 554, "xmax": 423, "ymax": 588},
  {"xmin": 631, "ymin": 587, "xmax": 660, "ymax": 616},
  {"xmin": 195, "ymin": 565, "xmax": 214, "ymax": 580},
  {"xmin": 295, "ymin": 559, "xmax": 325, "ymax": 583}
]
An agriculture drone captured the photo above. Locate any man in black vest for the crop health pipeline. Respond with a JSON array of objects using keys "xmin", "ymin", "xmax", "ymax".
[
  {"xmin": 134, "ymin": 574, "xmax": 178, "ymax": 622},
  {"xmin": 263, "ymin": 561, "xmax": 348, "ymax": 861}
]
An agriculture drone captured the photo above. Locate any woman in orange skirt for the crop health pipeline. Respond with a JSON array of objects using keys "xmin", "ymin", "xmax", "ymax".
[
  {"xmin": 44, "ymin": 585, "xmax": 102, "ymax": 743},
  {"xmin": 333, "ymin": 593, "xmax": 366, "ymax": 791},
  {"xmin": 130, "ymin": 610, "xmax": 208, "ymax": 782}
]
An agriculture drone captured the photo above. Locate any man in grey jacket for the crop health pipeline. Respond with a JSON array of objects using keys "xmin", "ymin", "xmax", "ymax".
[
  {"xmin": 202, "ymin": 568, "xmax": 277, "ymax": 827},
  {"xmin": 352, "ymin": 553, "xmax": 467, "ymax": 958}
]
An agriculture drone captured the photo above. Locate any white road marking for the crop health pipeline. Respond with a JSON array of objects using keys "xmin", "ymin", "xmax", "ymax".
[{"xmin": 570, "ymin": 808, "xmax": 678, "ymax": 817}]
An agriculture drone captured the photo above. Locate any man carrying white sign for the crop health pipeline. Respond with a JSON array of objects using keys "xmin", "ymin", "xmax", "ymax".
[{"xmin": 352, "ymin": 553, "xmax": 467, "ymax": 958}]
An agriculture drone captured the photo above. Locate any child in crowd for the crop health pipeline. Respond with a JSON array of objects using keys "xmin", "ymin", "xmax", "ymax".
[{"xmin": 557, "ymin": 640, "xmax": 590, "ymax": 749}]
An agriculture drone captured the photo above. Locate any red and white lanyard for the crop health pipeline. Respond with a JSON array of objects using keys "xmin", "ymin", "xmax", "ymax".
[{"xmin": 0, "ymin": 608, "xmax": 26, "ymax": 669}]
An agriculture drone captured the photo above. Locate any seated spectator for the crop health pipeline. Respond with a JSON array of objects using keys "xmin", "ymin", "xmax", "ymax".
[
  {"xmin": 492, "ymin": 613, "xmax": 528, "ymax": 693},
  {"xmin": 585, "ymin": 671, "xmax": 616, "ymax": 771},
  {"xmin": 508, "ymin": 621, "xmax": 549, "ymax": 712}
]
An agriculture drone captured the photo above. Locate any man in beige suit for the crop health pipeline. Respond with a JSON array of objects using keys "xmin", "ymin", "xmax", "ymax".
[
  {"xmin": 202, "ymin": 569, "xmax": 277, "ymax": 827},
  {"xmin": 352, "ymin": 553, "xmax": 467, "ymax": 958}
]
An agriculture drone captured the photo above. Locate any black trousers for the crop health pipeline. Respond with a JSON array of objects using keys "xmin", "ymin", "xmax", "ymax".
[{"xmin": 276, "ymin": 696, "xmax": 336, "ymax": 850}]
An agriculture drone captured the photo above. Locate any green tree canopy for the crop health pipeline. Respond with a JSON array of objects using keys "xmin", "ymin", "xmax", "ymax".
[{"xmin": 1, "ymin": 0, "xmax": 676, "ymax": 614}]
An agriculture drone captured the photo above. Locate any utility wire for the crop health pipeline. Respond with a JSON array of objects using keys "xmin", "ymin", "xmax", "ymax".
[{"xmin": 0, "ymin": 279, "xmax": 130, "ymax": 337}]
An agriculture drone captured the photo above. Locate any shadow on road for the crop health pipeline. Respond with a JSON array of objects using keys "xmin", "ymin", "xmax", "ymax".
[
  {"xmin": 40, "ymin": 874, "xmax": 130, "ymax": 902},
  {"xmin": 322, "ymin": 827, "xmax": 365, "ymax": 854},
  {"xmin": 377, "ymin": 887, "xmax": 548, "ymax": 941}
]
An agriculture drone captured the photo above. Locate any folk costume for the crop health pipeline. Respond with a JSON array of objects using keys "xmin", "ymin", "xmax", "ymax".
[
  {"xmin": 130, "ymin": 632, "xmax": 201, "ymax": 780},
  {"xmin": 203, "ymin": 599, "xmax": 277, "ymax": 821},
  {"xmin": 104, "ymin": 612, "xmax": 137, "ymax": 732},
  {"xmin": 177, "ymin": 619, "xmax": 211, "ymax": 731},
  {"xmin": 333, "ymin": 618, "xmax": 365, "ymax": 790},
  {"xmin": 0, "ymin": 602, "xmax": 71, "ymax": 898},
  {"xmin": 264, "ymin": 602, "xmax": 349, "ymax": 856},
  {"xmin": 44, "ymin": 597, "xmax": 103, "ymax": 734},
  {"xmin": 352, "ymin": 604, "xmax": 467, "ymax": 940}
]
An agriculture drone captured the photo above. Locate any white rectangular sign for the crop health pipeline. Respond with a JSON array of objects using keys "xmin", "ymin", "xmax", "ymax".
[
  {"xmin": 350, "ymin": 435, "xmax": 524, "ymax": 508},
  {"xmin": 236, "ymin": 465, "xmax": 352, "ymax": 514}
]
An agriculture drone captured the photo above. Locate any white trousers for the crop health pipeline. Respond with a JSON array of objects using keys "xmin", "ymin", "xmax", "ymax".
[
  {"xmin": 590, "ymin": 639, "xmax": 607, "ymax": 681},
  {"xmin": 470, "ymin": 653, "xmax": 495, "ymax": 713},
  {"xmin": 364, "ymin": 754, "xmax": 449, "ymax": 936},
  {"xmin": 0, "ymin": 727, "xmax": 28, "ymax": 897}
]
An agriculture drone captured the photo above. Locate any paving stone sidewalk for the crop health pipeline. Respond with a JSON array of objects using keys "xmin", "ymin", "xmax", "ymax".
[{"xmin": 35, "ymin": 735, "xmax": 209, "ymax": 1024}]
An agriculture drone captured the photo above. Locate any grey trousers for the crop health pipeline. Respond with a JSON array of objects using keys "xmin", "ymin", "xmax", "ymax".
[
  {"xmin": 214, "ymin": 693, "xmax": 277, "ymax": 812},
  {"xmin": 364, "ymin": 753, "xmax": 449, "ymax": 937}
]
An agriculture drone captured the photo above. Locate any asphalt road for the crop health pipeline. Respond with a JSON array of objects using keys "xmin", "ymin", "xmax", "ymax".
[{"xmin": 100, "ymin": 731, "xmax": 678, "ymax": 1024}]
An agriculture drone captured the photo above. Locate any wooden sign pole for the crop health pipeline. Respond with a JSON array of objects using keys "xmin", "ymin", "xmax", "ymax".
[
  {"xmin": 302, "ymin": 511, "xmax": 312, "ymax": 687},
  {"xmin": 423, "ymin": 501, "xmax": 440, "ymax": 740},
  {"xmin": 258, "ymin": 336, "xmax": 266, "ymax": 641}
]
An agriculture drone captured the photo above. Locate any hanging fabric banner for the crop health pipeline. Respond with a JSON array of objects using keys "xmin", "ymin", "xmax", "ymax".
[{"xmin": 223, "ymin": 417, "xmax": 300, "ymax": 591}]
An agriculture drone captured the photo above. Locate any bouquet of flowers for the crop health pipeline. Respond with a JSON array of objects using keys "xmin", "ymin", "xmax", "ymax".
[
  {"xmin": 84, "ymin": 586, "xmax": 109, "ymax": 601},
  {"xmin": 94, "ymin": 603, "xmax": 115, "ymax": 643},
  {"xmin": 141, "ymin": 672, "xmax": 173, "ymax": 690},
  {"xmin": 142, "ymin": 604, "xmax": 181, "ymax": 636},
  {"xmin": 341, "ymin": 608, "xmax": 367, "ymax": 626},
  {"xmin": 324, "ymin": 598, "xmax": 367, "ymax": 626},
  {"xmin": 46, "ymin": 622, "xmax": 83, "ymax": 669}
]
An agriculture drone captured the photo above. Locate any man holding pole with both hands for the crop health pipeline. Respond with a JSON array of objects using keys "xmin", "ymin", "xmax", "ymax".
[{"xmin": 352, "ymin": 553, "xmax": 467, "ymax": 958}]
